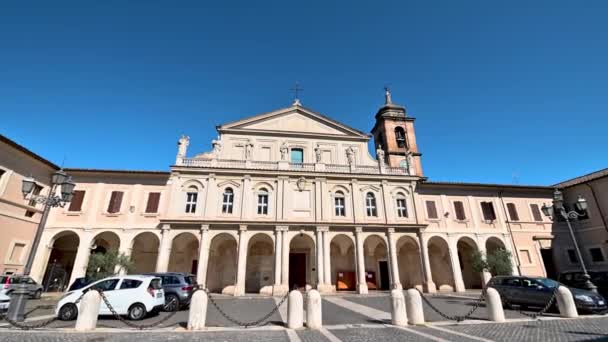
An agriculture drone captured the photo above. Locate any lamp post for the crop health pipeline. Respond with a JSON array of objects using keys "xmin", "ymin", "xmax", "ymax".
[
  {"xmin": 541, "ymin": 188, "xmax": 597, "ymax": 293},
  {"xmin": 7, "ymin": 170, "xmax": 75, "ymax": 321}
]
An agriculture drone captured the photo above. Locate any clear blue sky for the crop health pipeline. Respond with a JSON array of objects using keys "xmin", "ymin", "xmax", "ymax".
[{"xmin": 1, "ymin": 1, "xmax": 606, "ymax": 185}]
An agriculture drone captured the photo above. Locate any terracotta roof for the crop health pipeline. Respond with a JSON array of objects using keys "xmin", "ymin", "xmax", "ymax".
[
  {"xmin": 422, "ymin": 180, "xmax": 552, "ymax": 191},
  {"xmin": 63, "ymin": 168, "xmax": 170, "ymax": 175},
  {"xmin": 0, "ymin": 134, "xmax": 60, "ymax": 170},
  {"xmin": 553, "ymin": 168, "xmax": 608, "ymax": 188}
]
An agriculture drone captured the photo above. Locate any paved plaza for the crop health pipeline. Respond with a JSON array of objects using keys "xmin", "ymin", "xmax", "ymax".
[{"xmin": 1, "ymin": 291, "xmax": 607, "ymax": 341}]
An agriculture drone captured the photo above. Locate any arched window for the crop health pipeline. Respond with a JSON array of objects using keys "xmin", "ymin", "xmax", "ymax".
[
  {"xmin": 185, "ymin": 186, "xmax": 198, "ymax": 213},
  {"xmin": 395, "ymin": 193, "xmax": 408, "ymax": 218},
  {"xmin": 257, "ymin": 188, "xmax": 269, "ymax": 215},
  {"xmin": 365, "ymin": 192, "xmax": 377, "ymax": 217},
  {"xmin": 395, "ymin": 127, "xmax": 406, "ymax": 148},
  {"xmin": 222, "ymin": 188, "xmax": 234, "ymax": 214},
  {"xmin": 290, "ymin": 148, "xmax": 304, "ymax": 164},
  {"xmin": 334, "ymin": 191, "xmax": 346, "ymax": 216}
]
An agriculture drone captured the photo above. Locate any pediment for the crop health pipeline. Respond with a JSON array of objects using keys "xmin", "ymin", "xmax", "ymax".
[{"xmin": 219, "ymin": 105, "xmax": 369, "ymax": 139}]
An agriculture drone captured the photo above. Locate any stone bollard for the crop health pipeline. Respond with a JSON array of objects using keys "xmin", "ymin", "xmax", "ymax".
[
  {"xmin": 485, "ymin": 287, "xmax": 505, "ymax": 322},
  {"xmin": 288, "ymin": 290, "xmax": 304, "ymax": 329},
  {"xmin": 75, "ymin": 290, "xmax": 101, "ymax": 331},
  {"xmin": 405, "ymin": 289, "xmax": 425, "ymax": 325},
  {"xmin": 390, "ymin": 289, "xmax": 408, "ymax": 326},
  {"xmin": 555, "ymin": 286, "xmax": 578, "ymax": 318},
  {"xmin": 187, "ymin": 290, "xmax": 209, "ymax": 330},
  {"xmin": 306, "ymin": 289, "xmax": 322, "ymax": 330}
]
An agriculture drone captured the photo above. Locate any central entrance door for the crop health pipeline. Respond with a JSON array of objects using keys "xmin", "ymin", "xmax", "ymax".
[{"xmin": 289, "ymin": 253, "xmax": 307, "ymax": 289}]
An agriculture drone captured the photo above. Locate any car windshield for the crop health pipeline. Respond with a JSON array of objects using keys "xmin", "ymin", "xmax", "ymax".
[{"xmin": 535, "ymin": 278, "xmax": 559, "ymax": 288}]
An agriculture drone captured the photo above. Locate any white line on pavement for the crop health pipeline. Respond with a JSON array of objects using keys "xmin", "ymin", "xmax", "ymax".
[
  {"xmin": 274, "ymin": 296, "xmax": 287, "ymax": 324},
  {"xmin": 425, "ymin": 325, "xmax": 496, "ymax": 342},
  {"xmin": 286, "ymin": 329, "xmax": 302, "ymax": 342},
  {"xmin": 320, "ymin": 327, "xmax": 342, "ymax": 342},
  {"xmin": 323, "ymin": 296, "xmax": 390, "ymax": 321},
  {"xmin": 391, "ymin": 325, "xmax": 452, "ymax": 342}
]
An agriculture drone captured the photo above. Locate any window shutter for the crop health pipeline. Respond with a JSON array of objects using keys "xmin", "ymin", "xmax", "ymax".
[
  {"xmin": 146, "ymin": 192, "xmax": 161, "ymax": 213},
  {"xmin": 426, "ymin": 201, "xmax": 438, "ymax": 219},
  {"xmin": 481, "ymin": 202, "xmax": 496, "ymax": 221},
  {"xmin": 108, "ymin": 191, "xmax": 123, "ymax": 213},
  {"xmin": 530, "ymin": 204, "xmax": 543, "ymax": 222},
  {"xmin": 454, "ymin": 201, "xmax": 466, "ymax": 220},
  {"xmin": 68, "ymin": 190, "xmax": 85, "ymax": 212},
  {"xmin": 507, "ymin": 203, "xmax": 519, "ymax": 221}
]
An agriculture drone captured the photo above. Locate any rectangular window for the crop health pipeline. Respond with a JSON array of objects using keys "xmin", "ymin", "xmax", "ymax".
[
  {"xmin": 145, "ymin": 192, "xmax": 161, "ymax": 213},
  {"xmin": 257, "ymin": 194, "xmax": 269, "ymax": 215},
  {"xmin": 335, "ymin": 197, "xmax": 345, "ymax": 216},
  {"xmin": 480, "ymin": 201, "xmax": 497, "ymax": 221},
  {"xmin": 425, "ymin": 200, "xmax": 438, "ymax": 219},
  {"xmin": 28, "ymin": 184, "xmax": 43, "ymax": 207},
  {"xmin": 290, "ymin": 148, "xmax": 304, "ymax": 164},
  {"xmin": 590, "ymin": 248, "xmax": 605, "ymax": 262},
  {"xmin": 506, "ymin": 203, "xmax": 519, "ymax": 221},
  {"xmin": 453, "ymin": 201, "xmax": 466, "ymax": 220},
  {"xmin": 185, "ymin": 192, "xmax": 197, "ymax": 213},
  {"xmin": 68, "ymin": 190, "xmax": 86, "ymax": 212},
  {"xmin": 567, "ymin": 249, "xmax": 579, "ymax": 264},
  {"xmin": 519, "ymin": 249, "xmax": 532, "ymax": 264},
  {"xmin": 530, "ymin": 204, "xmax": 543, "ymax": 222},
  {"xmin": 107, "ymin": 191, "xmax": 124, "ymax": 214},
  {"xmin": 396, "ymin": 199, "xmax": 408, "ymax": 218},
  {"xmin": 9, "ymin": 243, "xmax": 25, "ymax": 263},
  {"xmin": 365, "ymin": 194, "xmax": 377, "ymax": 217},
  {"xmin": 222, "ymin": 191, "xmax": 234, "ymax": 214}
]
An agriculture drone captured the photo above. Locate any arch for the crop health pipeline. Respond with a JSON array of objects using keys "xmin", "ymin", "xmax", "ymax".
[
  {"xmin": 363, "ymin": 235, "xmax": 389, "ymax": 290},
  {"xmin": 42, "ymin": 231, "xmax": 80, "ymax": 292},
  {"xmin": 427, "ymin": 236, "xmax": 455, "ymax": 291},
  {"xmin": 181, "ymin": 179, "xmax": 204, "ymax": 191},
  {"xmin": 390, "ymin": 186, "xmax": 411, "ymax": 197},
  {"xmin": 395, "ymin": 126, "xmax": 406, "ymax": 148},
  {"xmin": 330, "ymin": 234, "xmax": 356, "ymax": 290},
  {"xmin": 207, "ymin": 233, "xmax": 238, "ymax": 293},
  {"xmin": 91, "ymin": 231, "xmax": 121, "ymax": 254},
  {"xmin": 457, "ymin": 237, "xmax": 482, "ymax": 289},
  {"xmin": 168, "ymin": 232, "xmax": 199, "ymax": 274},
  {"xmin": 252, "ymin": 181, "xmax": 275, "ymax": 192},
  {"xmin": 245, "ymin": 233, "xmax": 274, "ymax": 293},
  {"xmin": 289, "ymin": 233, "xmax": 316, "ymax": 289},
  {"xmin": 329, "ymin": 184, "xmax": 350, "ymax": 194},
  {"xmin": 486, "ymin": 236, "xmax": 506, "ymax": 254},
  {"xmin": 396, "ymin": 236, "xmax": 423, "ymax": 289},
  {"xmin": 130, "ymin": 232, "xmax": 159, "ymax": 273}
]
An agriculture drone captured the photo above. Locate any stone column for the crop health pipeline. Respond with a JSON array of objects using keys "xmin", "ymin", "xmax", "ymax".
[
  {"xmin": 117, "ymin": 236, "xmax": 133, "ymax": 275},
  {"xmin": 281, "ymin": 227, "xmax": 290, "ymax": 288},
  {"xmin": 355, "ymin": 227, "xmax": 368, "ymax": 294},
  {"xmin": 274, "ymin": 228, "xmax": 283, "ymax": 286},
  {"xmin": 196, "ymin": 225, "xmax": 210, "ymax": 286},
  {"xmin": 417, "ymin": 233, "xmax": 436, "ymax": 293},
  {"xmin": 155, "ymin": 224, "xmax": 172, "ymax": 273},
  {"xmin": 68, "ymin": 232, "xmax": 93, "ymax": 287},
  {"xmin": 386, "ymin": 229, "xmax": 402, "ymax": 290},
  {"xmin": 234, "ymin": 225, "xmax": 249, "ymax": 296},
  {"xmin": 323, "ymin": 230, "xmax": 331, "ymax": 286},
  {"xmin": 448, "ymin": 238, "xmax": 466, "ymax": 292},
  {"xmin": 476, "ymin": 240, "xmax": 492, "ymax": 287},
  {"xmin": 315, "ymin": 228, "xmax": 324, "ymax": 287}
]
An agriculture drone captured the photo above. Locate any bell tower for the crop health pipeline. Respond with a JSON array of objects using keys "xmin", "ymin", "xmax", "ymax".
[{"xmin": 371, "ymin": 88, "xmax": 423, "ymax": 176}]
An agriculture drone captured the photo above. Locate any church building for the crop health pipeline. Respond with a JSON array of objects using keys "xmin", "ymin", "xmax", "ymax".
[{"xmin": 23, "ymin": 90, "xmax": 561, "ymax": 295}]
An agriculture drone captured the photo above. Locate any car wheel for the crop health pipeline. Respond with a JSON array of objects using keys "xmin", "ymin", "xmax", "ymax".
[
  {"xmin": 32, "ymin": 290, "xmax": 42, "ymax": 299},
  {"xmin": 58, "ymin": 303, "xmax": 78, "ymax": 321},
  {"xmin": 127, "ymin": 303, "xmax": 147, "ymax": 321},
  {"xmin": 164, "ymin": 294, "xmax": 180, "ymax": 312}
]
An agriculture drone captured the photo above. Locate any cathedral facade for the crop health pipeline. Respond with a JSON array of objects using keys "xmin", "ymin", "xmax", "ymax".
[{"xmin": 27, "ymin": 92, "xmax": 558, "ymax": 295}]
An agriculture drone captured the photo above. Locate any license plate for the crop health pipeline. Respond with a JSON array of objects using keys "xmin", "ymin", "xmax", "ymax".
[
  {"xmin": 599, "ymin": 300, "xmax": 604, "ymax": 305},
  {"xmin": 156, "ymin": 293, "xmax": 163, "ymax": 298}
]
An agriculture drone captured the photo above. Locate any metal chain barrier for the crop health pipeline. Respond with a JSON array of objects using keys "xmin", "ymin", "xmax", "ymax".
[
  {"xmin": 416, "ymin": 288, "xmax": 486, "ymax": 322},
  {"xmin": 0, "ymin": 291, "xmax": 86, "ymax": 330},
  {"xmin": 97, "ymin": 289, "xmax": 180, "ymax": 330},
  {"xmin": 204, "ymin": 288, "xmax": 289, "ymax": 328},
  {"xmin": 504, "ymin": 287, "xmax": 558, "ymax": 319}
]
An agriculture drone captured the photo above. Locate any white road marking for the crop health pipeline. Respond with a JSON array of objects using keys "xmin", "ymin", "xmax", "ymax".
[
  {"xmin": 391, "ymin": 325, "xmax": 452, "ymax": 342},
  {"xmin": 286, "ymin": 329, "xmax": 302, "ymax": 342},
  {"xmin": 320, "ymin": 327, "xmax": 343, "ymax": 342},
  {"xmin": 323, "ymin": 296, "xmax": 390, "ymax": 321},
  {"xmin": 425, "ymin": 324, "xmax": 496, "ymax": 342}
]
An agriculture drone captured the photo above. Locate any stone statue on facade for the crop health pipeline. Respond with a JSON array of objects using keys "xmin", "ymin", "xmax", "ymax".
[
  {"xmin": 405, "ymin": 150, "xmax": 414, "ymax": 173},
  {"xmin": 346, "ymin": 146, "xmax": 356, "ymax": 165},
  {"xmin": 376, "ymin": 144, "xmax": 385, "ymax": 164},
  {"xmin": 245, "ymin": 139, "xmax": 254, "ymax": 160},
  {"xmin": 280, "ymin": 141, "xmax": 289, "ymax": 161},
  {"xmin": 212, "ymin": 137, "xmax": 222, "ymax": 157},
  {"xmin": 314, "ymin": 144, "xmax": 322, "ymax": 163},
  {"xmin": 177, "ymin": 135, "xmax": 190, "ymax": 158}
]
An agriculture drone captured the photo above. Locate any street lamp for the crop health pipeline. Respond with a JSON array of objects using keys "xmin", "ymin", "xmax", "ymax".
[
  {"xmin": 7, "ymin": 169, "xmax": 76, "ymax": 321},
  {"xmin": 541, "ymin": 189, "xmax": 597, "ymax": 293}
]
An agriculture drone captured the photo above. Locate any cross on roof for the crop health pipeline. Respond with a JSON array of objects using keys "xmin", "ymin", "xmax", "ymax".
[{"xmin": 290, "ymin": 82, "xmax": 304, "ymax": 105}]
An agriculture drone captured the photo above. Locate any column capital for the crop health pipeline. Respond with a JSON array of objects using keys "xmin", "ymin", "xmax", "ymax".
[
  {"xmin": 239, "ymin": 225, "xmax": 248, "ymax": 232},
  {"xmin": 161, "ymin": 223, "xmax": 171, "ymax": 231},
  {"xmin": 386, "ymin": 228, "xmax": 395, "ymax": 234},
  {"xmin": 200, "ymin": 224, "xmax": 210, "ymax": 232},
  {"xmin": 355, "ymin": 226, "xmax": 363, "ymax": 234},
  {"xmin": 275, "ymin": 225, "xmax": 289, "ymax": 232},
  {"xmin": 316, "ymin": 225, "xmax": 329, "ymax": 232}
]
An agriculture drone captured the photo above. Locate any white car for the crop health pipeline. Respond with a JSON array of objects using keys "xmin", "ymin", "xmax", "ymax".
[
  {"xmin": 56, "ymin": 275, "xmax": 164, "ymax": 321},
  {"xmin": 0, "ymin": 293, "xmax": 9, "ymax": 313}
]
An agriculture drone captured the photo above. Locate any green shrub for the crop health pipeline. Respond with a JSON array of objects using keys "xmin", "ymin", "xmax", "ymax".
[{"xmin": 86, "ymin": 249, "xmax": 134, "ymax": 281}]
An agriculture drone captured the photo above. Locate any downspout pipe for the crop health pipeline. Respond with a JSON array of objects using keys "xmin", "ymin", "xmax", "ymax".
[{"xmin": 498, "ymin": 189, "xmax": 523, "ymax": 275}]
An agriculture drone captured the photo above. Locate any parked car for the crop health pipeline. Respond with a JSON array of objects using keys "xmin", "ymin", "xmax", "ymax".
[
  {"xmin": 0, "ymin": 293, "xmax": 10, "ymax": 314},
  {"xmin": 558, "ymin": 271, "xmax": 608, "ymax": 298},
  {"xmin": 67, "ymin": 277, "xmax": 93, "ymax": 291},
  {"xmin": 56, "ymin": 275, "xmax": 164, "ymax": 321},
  {"xmin": 488, "ymin": 275, "xmax": 607, "ymax": 313},
  {"xmin": 143, "ymin": 272, "xmax": 197, "ymax": 311},
  {"xmin": 0, "ymin": 275, "xmax": 43, "ymax": 299}
]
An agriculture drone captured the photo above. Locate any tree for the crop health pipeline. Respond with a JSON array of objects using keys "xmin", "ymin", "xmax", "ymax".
[
  {"xmin": 470, "ymin": 248, "xmax": 513, "ymax": 276},
  {"xmin": 86, "ymin": 250, "xmax": 134, "ymax": 281}
]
